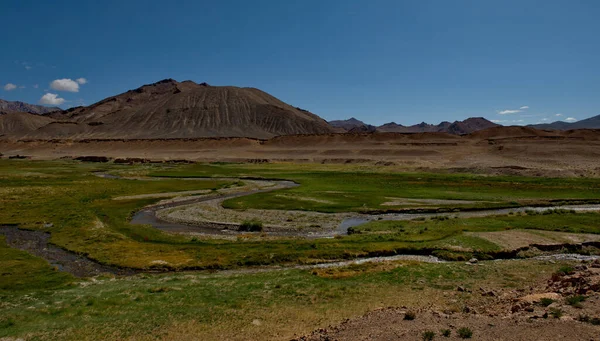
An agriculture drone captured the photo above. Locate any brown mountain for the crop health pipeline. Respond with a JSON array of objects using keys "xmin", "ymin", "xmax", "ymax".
[
  {"xmin": 0, "ymin": 99, "xmax": 60, "ymax": 115},
  {"xmin": 22, "ymin": 79, "xmax": 334, "ymax": 139},
  {"xmin": 0, "ymin": 111, "xmax": 55, "ymax": 138},
  {"xmin": 375, "ymin": 117, "xmax": 497, "ymax": 134}
]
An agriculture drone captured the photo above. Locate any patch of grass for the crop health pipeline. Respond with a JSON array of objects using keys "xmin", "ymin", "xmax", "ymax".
[
  {"xmin": 556, "ymin": 266, "xmax": 575, "ymax": 276},
  {"xmin": 539, "ymin": 298, "xmax": 555, "ymax": 307},
  {"xmin": 151, "ymin": 163, "xmax": 600, "ymax": 213},
  {"xmin": 0, "ymin": 259, "xmax": 570, "ymax": 340},
  {"xmin": 352, "ymin": 212, "xmax": 600, "ymax": 237},
  {"xmin": 422, "ymin": 330, "xmax": 435, "ymax": 341},
  {"xmin": 457, "ymin": 327, "xmax": 473, "ymax": 339},
  {"xmin": 239, "ymin": 219, "xmax": 263, "ymax": 232},
  {"xmin": 441, "ymin": 329, "xmax": 451, "ymax": 337},
  {"xmin": 0, "ymin": 236, "xmax": 73, "ymax": 293},
  {"xmin": 550, "ymin": 308, "xmax": 563, "ymax": 318},
  {"xmin": 566, "ymin": 295, "xmax": 586, "ymax": 308}
]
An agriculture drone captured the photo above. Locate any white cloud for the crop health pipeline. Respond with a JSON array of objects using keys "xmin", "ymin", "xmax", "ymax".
[
  {"xmin": 498, "ymin": 106, "xmax": 530, "ymax": 115},
  {"xmin": 25, "ymin": 65, "xmax": 32, "ymax": 70},
  {"xmin": 565, "ymin": 117, "xmax": 577, "ymax": 122},
  {"xmin": 39, "ymin": 93, "xmax": 65, "ymax": 105},
  {"xmin": 541, "ymin": 118, "xmax": 548, "ymax": 121},
  {"xmin": 75, "ymin": 78, "xmax": 87, "ymax": 85},
  {"xmin": 50, "ymin": 78, "xmax": 80, "ymax": 92},
  {"xmin": 555, "ymin": 113, "xmax": 563, "ymax": 117},
  {"xmin": 498, "ymin": 109, "xmax": 522, "ymax": 115},
  {"xmin": 491, "ymin": 119, "xmax": 505, "ymax": 123},
  {"xmin": 33, "ymin": 84, "xmax": 39, "ymax": 89},
  {"xmin": 3, "ymin": 83, "xmax": 17, "ymax": 91}
]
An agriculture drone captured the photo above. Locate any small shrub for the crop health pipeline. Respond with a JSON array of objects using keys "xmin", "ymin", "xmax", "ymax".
[
  {"xmin": 591, "ymin": 317, "xmax": 600, "ymax": 325},
  {"xmin": 550, "ymin": 308, "xmax": 563, "ymax": 318},
  {"xmin": 422, "ymin": 330, "xmax": 435, "ymax": 341},
  {"xmin": 239, "ymin": 219, "xmax": 263, "ymax": 232},
  {"xmin": 539, "ymin": 298, "xmax": 555, "ymax": 307},
  {"xmin": 457, "ymin": 327, "xmax": 472, "ymax": 339},
  {"xmin": 404, "ymin": 311, "xmax": 416, "ymax": 320},
  {"xmin": 566, "ymin": 295, "xmax": 586, "ymax": 308},
  {"xmin": 578, "ymin": 314, "xmax": 590, "ymax": 323},
  {"xmin": 441, "ymin": 329, "xmax": 451, "ymax": 337}
]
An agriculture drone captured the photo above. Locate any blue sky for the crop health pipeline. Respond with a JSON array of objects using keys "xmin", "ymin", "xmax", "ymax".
[{"xmin": 1, "ymin": 0, "xmax": 599, "ymax": 126}]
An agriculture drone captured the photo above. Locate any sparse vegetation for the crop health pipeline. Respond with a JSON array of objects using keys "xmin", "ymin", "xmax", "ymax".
[
  {"xmin": 457, "ymin": 327, "xmax": 473, "ymax": 339},
  {"xmin": 422, "ymin": 330, "xmax": 435, "ymax": 340},
  {"xmin": 566, "ymin": 295, "xmax": 586, "ymax": 308},
  {"xmin": 239, "ymin": 219, "xmax": 263, "ymax": 232},
  {"xmin": 539, "ymin": 298, "xmax": 555, "ymax": 307},
  {"xmin": 441, "ymin": 329, "xmax": 451, "ymax": 337},
  {"xmin": 556, "ymin": 266, "xmax": 575, "ymax": 276},
  {"xmin": 404, "ymin": 310, "xmax": 416, "ymax": 320},
  {"xmin": 550, "ymin": 308, "xmax": 563, "ymax": 318}
]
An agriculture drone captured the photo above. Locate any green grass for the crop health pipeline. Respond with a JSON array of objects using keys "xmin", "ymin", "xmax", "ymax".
[
  {"xmin": 0, "ymin": 259, "xmax": 565, "ymax": 340},
  {"xmin": 350, "ymin": 211, "xmax": 600, "ymax": 236},
  {"xmin": 1, "ymin": 160, "xmax": 599, "ymax": 272},
  {"xmin": 0, "ymin": 236, "xmax": 73, "ymax": 293},
  {"xmin": 150, "ymin": 163, "xmax": 600, "ymax": 213}
]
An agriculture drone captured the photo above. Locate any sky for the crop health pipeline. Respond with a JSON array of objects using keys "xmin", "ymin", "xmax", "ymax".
[{"xmin": 1, "ymin": 0, "xmax": 599, "ymax": 126}]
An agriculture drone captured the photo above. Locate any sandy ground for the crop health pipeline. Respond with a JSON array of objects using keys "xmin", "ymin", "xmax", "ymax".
[
  {"xmin": 158, "ymin": 198, "xmax": 347, "ymax": 232},
  {"xmin": 2, "ymin": 130, "xmax": 600, "ymax": 177}
]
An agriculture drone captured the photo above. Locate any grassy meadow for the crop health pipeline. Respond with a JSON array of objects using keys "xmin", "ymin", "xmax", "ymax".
[{"xmin": 1, "ymin": 159, "xmax": 600, "ymax": 339}]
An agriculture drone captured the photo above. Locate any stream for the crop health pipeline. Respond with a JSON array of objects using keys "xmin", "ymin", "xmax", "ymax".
[{"xmin": 1, "ymin": 172, "xmax": 599, "ymax": 278}]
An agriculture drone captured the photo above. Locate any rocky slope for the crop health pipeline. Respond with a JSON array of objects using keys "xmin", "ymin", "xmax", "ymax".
[
  {"xmin": 16, "ymin": 79, "xmax": 335, "ymax": 140},
  {"xmin": 0, "ymin": 99, "xmax": 60, "ymax": 115},
  {"xmin": 0, "ymin": 112, "xmax": 56, "ymax": 138}
]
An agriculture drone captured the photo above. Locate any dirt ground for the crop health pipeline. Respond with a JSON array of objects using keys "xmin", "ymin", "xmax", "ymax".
[
  {"xmin": 2, "ymin": 129, "xmax": 600, "ymax": 177},
  {"xmin": 295, "ymin": 259, "xmax": 600, "ymax": 341}
]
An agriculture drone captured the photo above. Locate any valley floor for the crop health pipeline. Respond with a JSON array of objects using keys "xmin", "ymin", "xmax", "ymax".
[{"xmin": 1, "ymin": 159, "xmax": 600, "ymax": 340}]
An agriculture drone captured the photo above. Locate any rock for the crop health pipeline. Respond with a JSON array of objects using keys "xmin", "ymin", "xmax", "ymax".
[
  {"xmin": 457, "ymin": 286, "xmax": 467, "ymax": 292},
  {"xmin": 469, "ymin": 258, "xmax": 478, "ymax": 264},
  {"xmin": 520, "ymin": 293, "xmax": 561, "ymax": 303}
]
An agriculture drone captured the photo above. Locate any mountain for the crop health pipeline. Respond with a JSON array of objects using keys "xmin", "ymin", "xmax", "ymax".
[
  {"xmin": 444, "ymin": 117, "xmax": 500, "ymax": 135},
  {"xmin": 328, "ymin": 117, "xmax": 376, "ymax": 133},
  {"xmin": 529, "ymin": 115, "xmax": 600, "ymax": 130},
  {"xmin": 0, "ymin": 99, "xmax": 60, "ymax": 115},
  {"xmin": 0, "ymin": 111, "xmax": 56, "ymax": 138},
  {"xmin": 18, "ymin": 79, "xmax": 334, "ymax": 139},
  {"xmin": 375, "ymin": 117, "xmax": 497, "ymax": 135}
]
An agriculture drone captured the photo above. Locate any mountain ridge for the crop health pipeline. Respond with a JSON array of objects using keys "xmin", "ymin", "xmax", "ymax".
[{"xmin": 0, "ymin": 99, "xmax": 60, "ymax": 115}]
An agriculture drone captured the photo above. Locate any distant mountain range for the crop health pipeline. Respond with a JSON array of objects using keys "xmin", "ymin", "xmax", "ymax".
[
  {"xmin": 329, "ymin": 117, "xmax": 500, "ymax": 135},
  {"xmin": 2, "ymin": 82, "xmax": 600, "ymax": 140},
  {"xmin": 528, "ymin": 115, "xmax": 600, "ymax": 130},
  {"xmin": 0, "ymin": 99, "xmax": 60, "ymax": 115}
]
